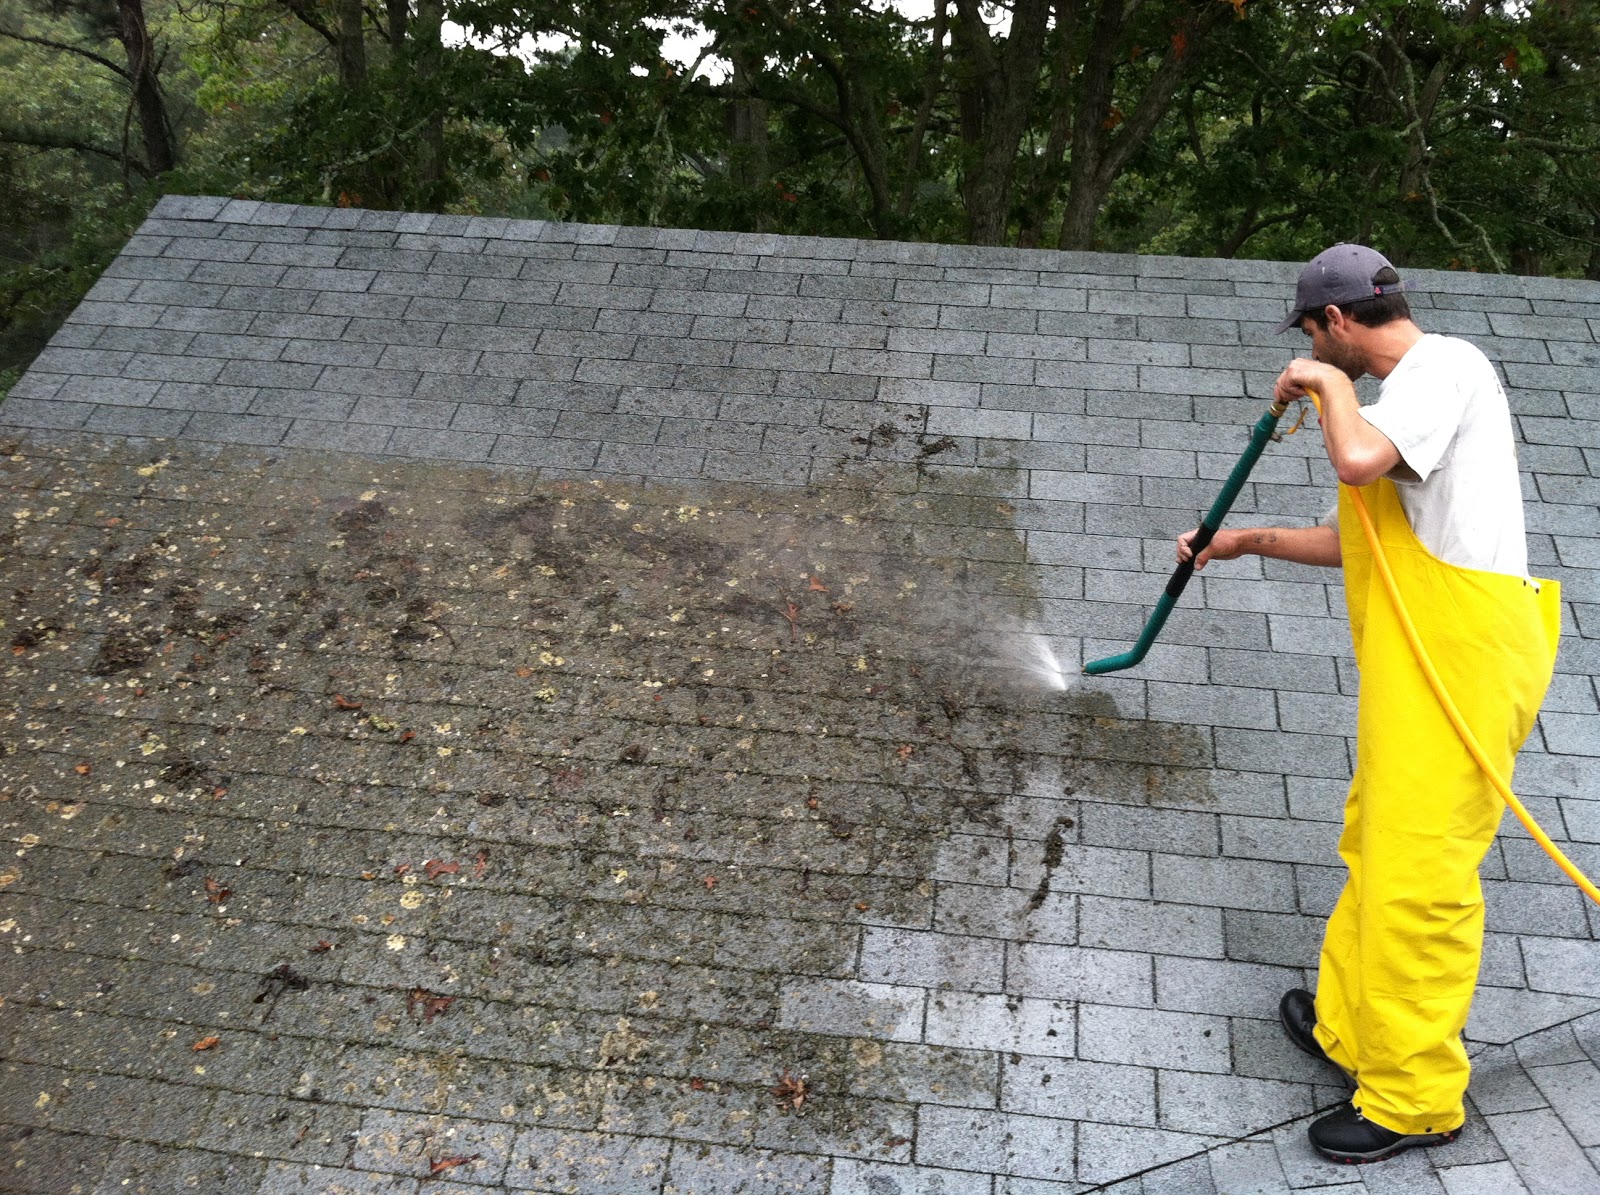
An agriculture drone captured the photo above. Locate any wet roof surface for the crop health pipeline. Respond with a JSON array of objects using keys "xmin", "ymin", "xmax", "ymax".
[{"xmin": 2, "ymin": 194, "xmax": 1599, "ymax": 1193}]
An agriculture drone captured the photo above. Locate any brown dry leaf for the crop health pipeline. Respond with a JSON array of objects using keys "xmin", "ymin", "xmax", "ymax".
[
  {"xmin": 393, "ymin": 863, "xmax": 411, "ymax": 876},
  {"xmin": 702, "ymin": 875, "xmax": 718, "ymax": 891},
  {"xmin": 203, "ymin": 876, "xmax": 231, "ymax": 905},
  {"xmin": 428, "ymin": 1155, "xmax": 481, "ymax": 1175},
  {"xmin": 398, "ymin": 730, "xmax": 416, "ymax": 743},
  {"xmin": 807, "ymin": 575, "xmax": 829, "ymax": 592},
  {"xmin": 472, "ymin": 849, "xmax": 489, "ymax": 879},
  {"xmin": 895, "ymin": 744, "xmax": 914, "ymax": 761},
  {"xmin": 689, "ymin": 1077, "xmax": 707, "ymax": 1091},
  {"xmin": 855, "ymin": 902, "xmax": 871, "ymax": 912},
  {"xmin": 191, "ymin": 1035, "xmax": 220, "ymax": 1051},
  {"xmin": 407, "ymin": 988, "xmax": 455, "ymax": 1024},
  {"xmin": 771, "ymin": 1068, "xmax": 808, "ymax": 1112},
  {"xmin": 73, "ymin": 763, "xmax": 91, "ymax": 776},
  {"xmin": 332, "ymin": 694, "xmax": 362, "ymax": 710},
  {"xmin": 423, "ymin": 858, "xmax": 460, "ymax": 880},
  {"xmin": 515, "ymin": 666, "xmax": 534, "ymax": 678},
  {"xmin": 307, "ymin": 940, "xmax": 334, "ymax": 954}
]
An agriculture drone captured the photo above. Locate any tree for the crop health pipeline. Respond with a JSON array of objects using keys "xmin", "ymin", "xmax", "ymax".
[
  {"xmin": 1130, "ymin": 0, "xmax": 1600, "ymax": 272},
  {"xmin": 1, "ymin": 0, "xmax": 180, "ymax": 178}
]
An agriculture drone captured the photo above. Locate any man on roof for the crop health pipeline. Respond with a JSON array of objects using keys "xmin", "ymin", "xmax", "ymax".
[{"xmin": 1178, "ymin": 243, "xmax": 1561, "ymax": 1165}]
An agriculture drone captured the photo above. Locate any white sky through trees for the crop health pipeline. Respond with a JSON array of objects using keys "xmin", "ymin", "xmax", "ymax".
[{"xmin": 444, "ymin": 1, "xmax": 1016, "ymax": 82}]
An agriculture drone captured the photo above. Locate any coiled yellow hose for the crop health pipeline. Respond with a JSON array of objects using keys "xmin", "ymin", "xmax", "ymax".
[{"xmin": 1304, "ymin": 388, "xmax": 1600, "ymax": 905}]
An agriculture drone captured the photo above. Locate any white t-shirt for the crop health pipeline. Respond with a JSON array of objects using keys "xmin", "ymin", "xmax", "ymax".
[{"xmin": 1355, "ymin": 334, "xmax": 1528, "ymax": 577}]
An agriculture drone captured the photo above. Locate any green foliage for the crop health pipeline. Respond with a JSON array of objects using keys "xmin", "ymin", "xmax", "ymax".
[
  {"xmin": 0, "ymin": 181, "xmax": 156, "ymax": 391},
  {"xmin": 4, "ymin": 0, "xmax": 1600, "ymax": 397},
  {"xmin": 1134, "ymin": 0, "xmax": 1600, "ymax": 272}
]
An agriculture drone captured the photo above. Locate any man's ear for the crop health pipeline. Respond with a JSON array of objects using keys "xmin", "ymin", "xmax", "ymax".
[{"xmin": 1323, "ymin": 305, "xmax": 1350, "ymax": 335}]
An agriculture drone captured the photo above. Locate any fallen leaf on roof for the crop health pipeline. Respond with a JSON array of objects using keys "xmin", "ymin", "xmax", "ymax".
[
  {"xmin": 191, "ymin": 1036, "xmax": 220, "ymax": 1051},
  {"xmin": 771, "ymin": 1068, "xmax": 808, "ymax": 1112},
  {"xmin": 407, "ymin": 988, "xmax": 455, "ymax": 1024},
  {"xmin": 429, "ymin": 1155, "xmax": 482, "ymax": 1175}
]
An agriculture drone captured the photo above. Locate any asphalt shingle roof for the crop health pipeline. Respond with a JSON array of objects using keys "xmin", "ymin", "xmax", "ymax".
[{"xmin": 1, "ymin": 193, "xmax": 1598, "ymax": 1192}]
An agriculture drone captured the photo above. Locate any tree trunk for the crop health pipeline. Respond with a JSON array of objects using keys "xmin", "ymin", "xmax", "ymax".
[
  {"xmin": 1058, "ymin": 0, "xmax": 1226, "ymax": 250},
  {"xmin": 414, "ymin": 0, "xmax": 444, "ymax": 187},
  {"xmin": 728, "ymin": 59, "xmax": 770, "ymax": 225},
  {"xmin": 1510, "ymin": 246, "xmax": 1542, "ymax": 276},
  {"xmin": 1057, "ymin": 0, "xmax": 1135, "ymax": 250},
  {"xmin": 336, "ymin": 0, "xmax": 367, "ymax": 89},
  {"xmin": 1017, "ymin": 0, "xmax": 1080, "ymax": 249},
  {"xmin": 114, "ymin": 0, "xmax": 175, "ymax": 173},
  {"xmin": 387, "ymin": 0, "xmax": 409, "ymax": 46},
  {"xmin": 897, "ymin": 0, "xmax": 948, "ymax": 219},
  {"xmin": 951, "ymin": 0, "xmax": 1051, "ymax": 245},
  {"xmin": 727, "ymin": 61, "xmax": 770, "ymax": 190}
]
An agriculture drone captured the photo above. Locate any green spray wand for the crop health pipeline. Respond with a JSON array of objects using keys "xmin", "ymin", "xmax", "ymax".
[{"xmin": 1083, "ymin": 397, "xmax": 1293, "ymax": 676}]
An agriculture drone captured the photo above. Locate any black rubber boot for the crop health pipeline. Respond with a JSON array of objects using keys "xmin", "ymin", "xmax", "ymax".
[
  {"xmin": 1279, "ymin": 988, "xmax": 1339, "ymax": 1069},
  {"xmin": 1309, "ymin": 1102, "xmax": 1461, "ymax": 1164}
]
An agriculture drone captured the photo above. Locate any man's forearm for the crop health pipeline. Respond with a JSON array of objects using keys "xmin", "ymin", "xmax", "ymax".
[
  {"xmin": 1275, "ymin": 357, "xmax": 1401, "ymax": 485},
  {"xmin": 1230, "ymin": 524, "xmax": 1341, "ymax": 567}
]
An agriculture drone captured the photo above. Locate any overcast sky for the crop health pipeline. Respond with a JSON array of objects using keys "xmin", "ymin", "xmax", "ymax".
[{"xmin": 446, "ymin": 2, "xmax": 1010, "ymax": 83}]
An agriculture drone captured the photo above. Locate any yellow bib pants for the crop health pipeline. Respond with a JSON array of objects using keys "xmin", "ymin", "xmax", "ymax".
[{"xmin": 1312, "ymin": 479, "xmax": 1560, "ymax": 1135}]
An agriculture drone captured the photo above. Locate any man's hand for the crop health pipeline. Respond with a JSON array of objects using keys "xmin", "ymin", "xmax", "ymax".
[
  {"xmin": 1273, "ymin": 357, "xmax": 1349, "ymax": 408},
  {"xmin": 1177, "ymin": 527, "xmax": 1246, "ymax": 570},
  {"xmin": 1273, "ymin": 352, "xmax": 1401, "ymax": 486}
]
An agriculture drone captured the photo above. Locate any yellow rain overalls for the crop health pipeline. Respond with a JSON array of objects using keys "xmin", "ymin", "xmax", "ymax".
[{"xmin": 1312, "ymin": 477, "xmax": 1561, "ymax": 1135}]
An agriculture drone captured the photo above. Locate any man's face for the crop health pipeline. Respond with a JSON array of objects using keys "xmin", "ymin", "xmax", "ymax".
[{"xmin": 1300, "ymin": 313, "xmax": 1367, "ymax": 381}]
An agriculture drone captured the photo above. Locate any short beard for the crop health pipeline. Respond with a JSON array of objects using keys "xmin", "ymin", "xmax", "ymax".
[{"xmin": 1319, "ymin": 340, "xmax": 1366, "ymax": 381}]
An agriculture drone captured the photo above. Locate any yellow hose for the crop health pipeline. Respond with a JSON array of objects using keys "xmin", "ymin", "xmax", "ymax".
[{"xmin": 1303, "ymin": 388, "xmax": 1600, "ymax": 905}]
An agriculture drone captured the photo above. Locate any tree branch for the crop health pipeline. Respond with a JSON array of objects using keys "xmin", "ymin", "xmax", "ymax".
[
  {"xmin": 0, "ymin": 27, "xmax": 132, "ymax": 79},
  {"xmin": 1095, "ymin": 2, "xmax": 1228, "ymax": 191},
  {"xmin": 0, "ymin": 126, "xmax": 151, "ymax": 176},
  {"xmin": 278, "ymin": 0, "xmax": 340, "ymax": 49}
]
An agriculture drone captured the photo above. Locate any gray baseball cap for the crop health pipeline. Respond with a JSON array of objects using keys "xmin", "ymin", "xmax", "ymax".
[{"xmin": 1276, "ymin": 243, "xmax": 1408, "ymax": 333}]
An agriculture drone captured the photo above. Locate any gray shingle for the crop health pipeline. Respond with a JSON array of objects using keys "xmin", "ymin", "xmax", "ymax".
[
  {"xmin": 85, "ymin": 405, "xmax": 192, "ymax": 435},
  {"xmin": 56, "ymin": 376, "xmax": 159, "ymax": 406},
  {"xmin": 0, "ymin": 397, "xmax": 92, "ymax": 428},
  {"xmin": 344, "ymin": 315, "xmax": 444, "ymax": 348},
  {"xmin": 1078, "ymin": 1005, "xmax": 1231, "ymax": 1073}
]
